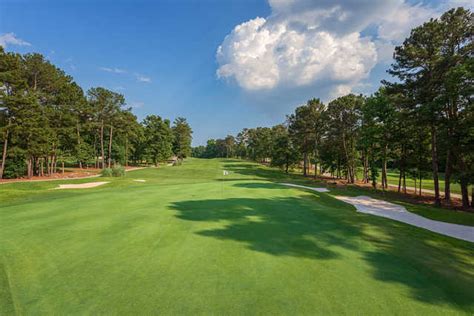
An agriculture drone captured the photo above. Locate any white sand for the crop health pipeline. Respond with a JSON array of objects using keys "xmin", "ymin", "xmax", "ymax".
[
  {"xmin": 279, "ymin": 183, "xmax": 330, "ymax": 192},
  {"xmin": 56, "ymin": 181, "xmax": 109, "ymax": 189},
  {"xmin": 334, "ymin": 195, "xmax": 474, "ymax": 243},
  {"xmin": 133, "ymin": 179, "xmax": 146, "ymax": 182}
]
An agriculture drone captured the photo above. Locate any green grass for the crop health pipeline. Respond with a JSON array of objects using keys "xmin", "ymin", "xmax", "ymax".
[
  {"xmin": 354, "ymin": 168, "xmax": 464, "ymax": 195},
  {"xmin": 1, "ymin": 159, "xmax": 473, "ymax": 314},
  {"xmin": 385, "ymin": 170, "xmax": 463, "ymax": 195}
]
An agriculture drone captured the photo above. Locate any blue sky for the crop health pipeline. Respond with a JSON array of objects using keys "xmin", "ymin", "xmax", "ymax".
[{"xmin": 0, "ymin": 0, "xmax": 470, "ymax": 145}]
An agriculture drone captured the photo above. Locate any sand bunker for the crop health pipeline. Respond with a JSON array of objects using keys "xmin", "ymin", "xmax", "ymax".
[
  {"xmin": 56, "ymin": 181, "xmax": 109, "ymax": 189},
  {"xmin": 279, "ymin": 183, "xmax": 330, "ymax": 192},
  {"xmin": 133, "ymin": 179, "xmax": 146, "ymax": 182},
  {"xmin": 335, "ymin": 195, "xmax": 474, "ymax": 243}
]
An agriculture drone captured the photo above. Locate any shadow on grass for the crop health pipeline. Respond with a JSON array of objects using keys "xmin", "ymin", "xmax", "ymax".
[
  {"xmin": 171, "ymin": 194, "xmax": 474, "ymax": 311},
  {"xmin": 232, "ymin": 182, "xmax": 290, "ymax": 190},
  {"xmin": 172, "ymin": 196, "xmax": 357, "ymax": 260},
  {"xmin": 222, "ymin": 162, "xmax": 295, "ymax": 182}
]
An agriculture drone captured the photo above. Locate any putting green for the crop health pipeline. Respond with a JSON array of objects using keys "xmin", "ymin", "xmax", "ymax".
[{"xmin": 1, "ymin": 159, "xmax": 473, "ymax": 314}]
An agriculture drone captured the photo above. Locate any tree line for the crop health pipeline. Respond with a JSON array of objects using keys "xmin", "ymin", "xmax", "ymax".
[
  {"xmin": 0, "ymin": 48, "xmax": 193, "ymax": 179},
  {"xmin": 193, "ymin": 7, "xmax": 473, "ymax": 209}
]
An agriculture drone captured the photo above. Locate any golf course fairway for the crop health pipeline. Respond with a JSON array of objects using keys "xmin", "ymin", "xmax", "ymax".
[{"xmin": 1, "ymin": 159, "xmax": 473, "ymax": 315}]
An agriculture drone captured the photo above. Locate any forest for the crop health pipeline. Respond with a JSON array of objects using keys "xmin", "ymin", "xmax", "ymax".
[
  {"xmin": 193, "ymin": 8, "xmax": 474, "ymax": 209},
  {"xmin": 0, "ymin": 48, "xmax": 193, "ymax": 179}
]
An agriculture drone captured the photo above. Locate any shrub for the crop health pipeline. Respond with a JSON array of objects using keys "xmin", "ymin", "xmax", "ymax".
[
  {"xmin": 3, "ymin": 156, "xmax": 27, "ymax": 179},
  {"xmin": 112, "ymin": 165, "xmax": 125, "ymax": 177},
  {"xmin": 101, "ymin": 168, "xmax": 113, "ymax": 177}
]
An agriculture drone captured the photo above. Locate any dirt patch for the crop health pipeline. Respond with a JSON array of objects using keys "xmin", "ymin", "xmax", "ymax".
[
  {"xmin": 56, "ymin": 182, "xmax": 109, "ymax": 189},
  {"xmin": 0, "ymin": 168, "xmax": 101, "ymax": 184}
]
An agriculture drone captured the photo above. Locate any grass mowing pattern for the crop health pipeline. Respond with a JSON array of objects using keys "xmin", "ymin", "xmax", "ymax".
[{"xmin": 0, "ymin": 159, "xmax": 473, "ymax": 314}]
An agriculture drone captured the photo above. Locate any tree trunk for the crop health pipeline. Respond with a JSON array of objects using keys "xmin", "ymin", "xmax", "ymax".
[
  {"xmin": 444, "ymin": 148, "xmax": 452, "ymax": 203},
  {"xmin": 457, "ymin": 156, "xmax": 470, "ymax": 209},
  {"xmin": 471, "ymin": 187, "xmax": 474, "ymax": 208},
  {"xmin": 27, "ymin": 157, "xmax": 33, "ymax": 178},
  {"xmin": 35, "ymin": 157, "xmax": 39, "ymax": 177},
  {"xmin": 430, "ymin": 124, "xmax": 441, "ymax": 206},
  {"xmin": 303, "ymin": 153, "xmax": 307, "ymax": 176},
  {"xmin": 108, "ymin": 125, "xmax": 113, "ymax": 168},
  {"xmin": 402, "ymin": 170, "xmax": 406, "ymax": 194},
  {"xmin": 62, "ymin": 161, "xmax": 65, "ymax": 174},
  {"xmin": 125, "ymin": 138, "xmax": 129, "ymax": 167},
  {"xmin": 382, "ymin": 144, "xmax": 388, "ymax": 189},
  {"xmin": 362, "ymin": 151, "xmax": 369, "ymax": 183},
  {"xmin": 460, "ymin": 178, "xmax": 470, "ymax": 209},
  {"xmin": 341, "ymin": 131, "xmax": 354, "ymax": 183},
  {"xmin": 0, "ymin": 129, "xmax": 8, "ymax": 179},
  {"xmin": 77, "ymin": 123, "xmax": 82, "ymax": 169},
  {"xmin": 100, "ymin": 121, "xmax": 105, "ymax": 169},
  {"xmin": 398, "ymin": 160, "xmax": 402, "ymax": 193}
]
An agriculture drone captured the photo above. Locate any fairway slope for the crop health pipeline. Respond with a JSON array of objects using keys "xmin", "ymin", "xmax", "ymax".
[{"xmin": 0, "ymin": 159, "xmax": 473, "ymax": 315}]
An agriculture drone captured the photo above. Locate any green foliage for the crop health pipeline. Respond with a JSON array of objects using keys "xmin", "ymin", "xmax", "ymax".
[
  {"xmin": 191, "ymin": 145, "xmax": 206, "ymax": 158},
  {"xmin": 142, "ymin": 115, "xmax": 174, "ymax": 165},
  {"xmin": 0, "ymin": 48, "xmax": 191, "ymax": 179},
  {"xmin": 101, "ymin": 168, "xmax": 113, "ymax": 177},
  {"xmin": 101, "ymin": 166, "xmax": 125, "ymax": 177},
  {"xmin": 112, "ymin": 165, "xmax": 125, "ymax": 177},
  {"xmin": 2, "ymin": 155, "xmax": 26, "ymax": 179},
  {"xmin": 172, "ymin": 117, "xmax": 193, "ymax": 158}
]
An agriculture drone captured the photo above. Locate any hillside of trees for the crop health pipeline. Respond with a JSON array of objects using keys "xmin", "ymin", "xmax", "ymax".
[
  {"xmin": 0, "ymin": 48, "xmax": 192, "ymax": 179},
  {"xmin": 193, "ymin": 8, "xmax": 473, "ymax": 209}
]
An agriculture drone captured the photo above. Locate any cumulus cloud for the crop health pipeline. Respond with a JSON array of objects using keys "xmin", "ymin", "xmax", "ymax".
[
  {"xmin": 216, "ymin": 0, "xmax": 469, "ymax": 95},
  {"xmin": 217, "ymin": 16, "xmax": 376, "ymax": 91},
  {"xmin": 377, "ymin": 2, "xmax": 437, "ymax": 43},
  {"xmin": 0, "ymin": 33, "xmax": 31, "ymax": 48}
]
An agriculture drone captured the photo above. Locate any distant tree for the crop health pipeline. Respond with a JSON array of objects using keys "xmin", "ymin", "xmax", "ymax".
[
  {"xmin": 288, "ymin": 98, "xmax": 325, "ymax": 176},
  {"xmin": 247, "ymin": 127, "xmax": 273, "ymax": 162},
  {"xmin": 270, "ymin": 124, "xmax": 299, "ymax": 173},
  {"xmin": 191, "ymin": 145, "xmax": 206, "ymax": 158},
  {"xmin": 0, "ymin": 47, "xmax": 25, "ymax": 179},
  {"xmin": 87, "ymin": 87, "xmax": 125, "ymax": 168},
  {"xmin": 360, "ymin": 89, "xmax": 397, "ymax": 189},
  {"xmin": 223, "ymin": 135, "xmax": 236, "ymax": 158},
  {"xmin": 324, "ymin": 95, "xmax": 363, "ymax": 183},
  {"xmin": 172, "ymin": 117, "xmax": 193, "ymax": 158},
  {"xmin": 142, "ymin": 115, "xmax": 173, "ymax": 166},
  {"xmin": 202, "ymin": 139, "xmax": 217, "ymax": 158}
]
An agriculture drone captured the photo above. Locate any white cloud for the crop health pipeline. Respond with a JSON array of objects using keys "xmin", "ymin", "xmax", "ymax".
[
  {"xmin": 0, "ymin": 33, "xmax": 31, "ymax": 48},
  {"xmin": 217, "ymin": 16, "xmax": 377, "ymax": 90},
  {"xmin": 135, "ymin": 74, "xmax": 151, "ymax": 83},
  {"xmin": 377, "ymin": 2, "xmax": 437, "ymax": 43},
  {"xmin": 216, "ymin": 0, "xmax": 469, "ymax": 94},
  {"xmin": 100, "ymin": 67, "xmax": 127, "ymax": 74},
  {"xmin": 329, "ymin": 84, "xmax": 353, "ymax": 99}
]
